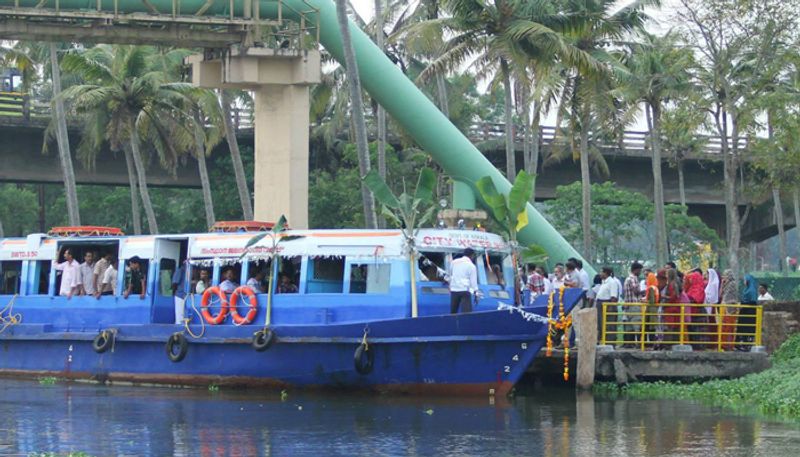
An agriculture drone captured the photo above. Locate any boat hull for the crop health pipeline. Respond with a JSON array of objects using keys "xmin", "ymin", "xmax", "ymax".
[{"xmin": 0, "ymin": 305, "xmax": 564, "ymax": 396}]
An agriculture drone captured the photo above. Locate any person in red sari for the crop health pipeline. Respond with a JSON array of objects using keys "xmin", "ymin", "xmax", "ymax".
[
  {"xmin": 658, "ymin": 268, "xmax": 681, "ymax": 346},
  {"xmin": 683, "ymin": 268, "xmax": 706, "ymax": 348}
]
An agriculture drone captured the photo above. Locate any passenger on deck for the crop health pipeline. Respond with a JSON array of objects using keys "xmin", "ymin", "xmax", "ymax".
[
  {"xmin": 97, "ymin": 257, "xmax": 118, "ymax": 297},
  {"xmin": 79, "ymin": 251, "xmax": 95, "ymax": 296},
  {"xmin": 219, "ymin": 268, "xmax": 239, "ymax": 294},
  {"xmin": 123, "ymin": 256, "xmax": 146, "ymax": 300},
  {"xmin": 194, "ymin": 269, "xmax": 210, "ymax": 294},
  {"xmin": 53, "ymin": 248, "xmax": 81, "ymax": 299},
  {"xmin": 171, "ymin": 261, "xmax": 187, "ymax": 298},
  {"xmin": 247, "ymin": 270, "xmax": 266, "ymax": 293},
  {"xmin": 448, "ymin": 248, "xmax": 480, "ymax": 314},
  {"xmin": 276, "ymin": 274, "xmax": 298, "ymax": 294},
  {"xmin": 93, "ymin": 252, "xmax": 113, "ymax": 295}
]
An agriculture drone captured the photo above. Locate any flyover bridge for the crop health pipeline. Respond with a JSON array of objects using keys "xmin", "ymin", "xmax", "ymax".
[{"xmin": 0, "ymin": 103, "xmax": 791, "ymax": 243}]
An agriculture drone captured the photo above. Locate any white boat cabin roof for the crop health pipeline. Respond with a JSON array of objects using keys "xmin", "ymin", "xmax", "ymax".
[{"xmin": 0, "ymin": 229, "xmax": 509, "ymax": 262}]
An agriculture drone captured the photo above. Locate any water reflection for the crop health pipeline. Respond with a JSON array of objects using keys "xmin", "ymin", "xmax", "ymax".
[{"xmin": 0, "ymin": 379, "xmax": 798, "ymax": 456}]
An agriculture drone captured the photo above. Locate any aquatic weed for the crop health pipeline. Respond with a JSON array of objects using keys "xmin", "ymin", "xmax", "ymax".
[
  {"xmin": 599, "ymin": 333, "xmax": 800, "ymax": 420},
  {"xmin": 37, "ymin": 377, "xmax": 58, "ymax": 385}
]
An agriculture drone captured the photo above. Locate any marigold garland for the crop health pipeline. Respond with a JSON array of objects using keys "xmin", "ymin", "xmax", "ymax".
[{"xmin": 545, "ymin": 287, "xmax": 572, "ymax": 380}]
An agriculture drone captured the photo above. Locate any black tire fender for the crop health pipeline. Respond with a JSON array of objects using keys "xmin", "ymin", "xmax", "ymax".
[
  {"xmin": 252, "ymin": 328, "xmax": 276, "ymax": 352},
  {"xmin": 92, "ymin": 331, "xmax": 114, "ymax": 354},
  {"xmin": 354, "ymin": 343, "xmax": 374, "ymax": 375},
  {"xmin": 166, "ymin": 332, "xmax": 189, "ymax": 363}
]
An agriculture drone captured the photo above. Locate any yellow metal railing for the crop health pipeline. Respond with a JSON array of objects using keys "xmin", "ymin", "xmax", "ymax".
[{"xmin": 600, "ymin": 302, "xmax": 763, "ymax": 351}]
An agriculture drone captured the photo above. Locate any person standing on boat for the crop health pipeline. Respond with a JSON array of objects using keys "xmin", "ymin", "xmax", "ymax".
[
  {"xmin": 79, "ymin": 251, "xmax": 95, "ymax": 296},
  {"xmin": 123, "ymin": 256, "xmax": 146, "ymax": 300},
  {"xmin": 93, "ymin": 251, "xmax": 114, "ymax": 295},
  {"xmin": 448, "ymin": 248, "xmax": 480, "ymax": 314},
  {"xmin": 99, "ymin": 257, "xmax": 118, "ymax": 297},
  {"xmin": 53, "ymin": 248, "xmax": 81, "ymax": 299}
]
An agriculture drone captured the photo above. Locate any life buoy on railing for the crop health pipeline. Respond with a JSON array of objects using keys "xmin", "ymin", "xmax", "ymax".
[
  {"xmin": 201, "ymin": 286, "xmax": 228, "ymax": 325},
  {"xmin": 230, "ymin": 286, "xmax": 258, "ymax": 325}
]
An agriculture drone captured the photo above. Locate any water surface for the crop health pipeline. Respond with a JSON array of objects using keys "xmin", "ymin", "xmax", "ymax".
[{"xmin": 0, "ymin": 379, "xmax": 798, "ymax": 456}]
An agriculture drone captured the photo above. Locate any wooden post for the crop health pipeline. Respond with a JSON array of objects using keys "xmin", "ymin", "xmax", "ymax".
[{"xmin": 576, "ymin": 307, "xmax": 598, "ymax": 389}]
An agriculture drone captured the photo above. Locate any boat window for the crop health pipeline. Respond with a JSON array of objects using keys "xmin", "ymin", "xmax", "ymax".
[
  {"xmin": 218, "ymin": 263, "xmax": 242, "ymax": 294},
  {"xmin": 306, "ymin": 257, "xmax": 344, "ymax": 293},
  {"xmin": 417, "ymin": 252, "xmax": 447, "ymax": 282},
  {"xmin": 190, "ymin": 265, "xmax": 212, "ymax": 294},
  {"xmin": 34, "ymin": 260, "xmax": 52, "ymax": 295},
  {"xmin": 484, "ymin": 253, "xmax": 507, "ymax": 286},
  {"xmin": 276, "ymin": 256, "xmax": 301, "ymax": 293},
  {"xmin": 349, "ymin": 263, "xmax": 391, "ymax": 294},
  {"xmin": 123, "ymin": 259, "xmax": 149, "ymax": 295},
  {"xmin": 245, "ymin": 259, "xmax": 271, "ymax": 294},
  {"xmin": 0, "ymin": 261, "xmax": 21, "ymax": 295}
]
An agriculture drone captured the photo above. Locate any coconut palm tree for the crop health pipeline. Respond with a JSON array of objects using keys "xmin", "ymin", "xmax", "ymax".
[
  {"xmin": 220, "ymin": 89, "xmax": 254, "ymax": 221},
  {"xmin": 556, "ymin": 0, "xmax": 655, "ymax": 260},
  {"xmin": 408, "ymin": 0, "xmax": 599, "ymax": 185},
  {"xmin": 4, "ymin": 42, "xmax": 82, "ymax": 226},
  {"xmin": 335, "ymin": 0, "xmax": 378, "ymax": 228},
  {"xmin": 621, "ymin": 31, "xmax": 694, "ymax": 266},
  {"xmin": 60, "ymin": 45, "xmax": 194, "ymax": 234}
]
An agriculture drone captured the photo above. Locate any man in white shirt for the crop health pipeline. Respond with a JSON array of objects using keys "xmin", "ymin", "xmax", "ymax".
[
  {"xmin": 53, "ymin": 248, "xmax": 81, "ymax": 299},
  {"xmin": 100, "ymin": 259, "xmax": 118, "ymax": 296},
  {"xmin": 93, "ymin": 252, "xmax": 113, "ymax": 294},
  {"xmin": 219, "ymin": 268, "xmax": 239, "ymax": 294},
  {"xmin": 757, "ymin": 284, "xmax": 774, "ymax": 302},
  {"xmin": 595, "ymin": 267, "xmax": 621, "ymax": 341},
  {"xmin": 448, "ymin": 248, "xmax": 479, "ymax": 314},
  {"xmin": 195, "ymin": 269, "xmax": 210, "ymax": 294},
  {"xmin": 79, "ymin": 251, "xmax": 95, "ymax": 296}
]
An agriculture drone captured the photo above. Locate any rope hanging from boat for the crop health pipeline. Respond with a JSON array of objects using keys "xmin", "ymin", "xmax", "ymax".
[
  {"xmin": 183, "ymin": 294, "xmax": 206, "ymax": 339},
  {"xmin": 0, "ymin": 294, "xmax": 21, "ymax": 334}
]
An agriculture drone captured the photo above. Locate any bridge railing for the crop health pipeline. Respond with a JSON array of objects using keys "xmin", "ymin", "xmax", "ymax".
[
  {"xmin": 0, "ymin": 91, "xmax": 48, "ymax": 120},
  {"xmin": 465, "ymin": 122, "xmax": 748, "ymax": 156},
  {"xmin": 600, "ymin": 302, "xmax": 763, "ymax": 351},
  {"xmin": 0, "ymin": 92, "xmax": 749, "ymax": 156}
]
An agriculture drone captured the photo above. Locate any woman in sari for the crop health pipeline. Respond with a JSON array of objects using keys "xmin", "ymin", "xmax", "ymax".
[
  {"xmin": 683, "ymin": 269, "xmax": 706, "ymax": 347},
  {"xmin": 659, "ymin": 269, "xmax": 681, "ymax": 345},
  {"xmin": 719, "ymin": 270, "xmax": 739, "ymax": 351},
  {"xmin": 643, "ymin": 272, "xmax": 661, "ymax": 346},
  {"xmin": 703, "ymin": 268, "xmax": 720, "ymax": 347}
]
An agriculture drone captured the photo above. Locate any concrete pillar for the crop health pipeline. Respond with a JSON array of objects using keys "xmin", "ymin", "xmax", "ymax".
[
  {"xmin": 575, "ymin": 307, "xmax": 598, "ymax": 389},
  {"xmin": 187, "ymin": 47, "xmax": 321, "ymax": 229},
  {"xmin": 253, "ymin": 85, "xmax": 309, "ymax": 227}
]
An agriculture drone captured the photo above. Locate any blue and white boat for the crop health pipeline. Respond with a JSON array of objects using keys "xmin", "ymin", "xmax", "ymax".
[{"xmin": 0, "ymin": 225, "xmax": 582, "ymax": 396}]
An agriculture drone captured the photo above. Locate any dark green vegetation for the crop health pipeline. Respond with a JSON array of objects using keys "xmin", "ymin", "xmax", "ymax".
[{"xmin": 594, "ymin": 333, "xmax": 800, "ymax": 420}]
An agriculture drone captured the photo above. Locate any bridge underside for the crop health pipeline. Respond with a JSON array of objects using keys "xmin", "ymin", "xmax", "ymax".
[{"xmin": 1, "ymin": 121, "xmax": 790, "ymax": 242}]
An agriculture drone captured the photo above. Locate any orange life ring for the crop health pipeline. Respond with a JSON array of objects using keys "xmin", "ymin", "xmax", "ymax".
[
  {"xmin": 230, "ymin": 286, "xmax": 259, "ymax": 325},
  {"xmin": 201, "ymin": 286, "xmax": 228, "ymax": 325}
]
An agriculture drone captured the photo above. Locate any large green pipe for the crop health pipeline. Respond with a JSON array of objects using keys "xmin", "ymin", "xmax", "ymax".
[{"xmin": 3, "ymin": 0, "xmax": 593, "ymax": 273}]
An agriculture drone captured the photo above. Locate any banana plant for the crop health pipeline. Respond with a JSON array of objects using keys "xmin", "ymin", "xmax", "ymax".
[
  {"xmin": 363, "ymin": 167, "xmax": 437, "ymax": 318},
  {"xmin": 242, "ymin": 215, "xmax": 303, "ymax": 327},
  {"xmin": 476, "ymin": 170, "xmax": 548, "ymax": 305}
]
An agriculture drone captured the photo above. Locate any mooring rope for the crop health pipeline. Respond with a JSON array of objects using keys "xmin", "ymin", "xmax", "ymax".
[{"xmin": 0, "ymin": 294, "xmax": 22, "ymax": 334}]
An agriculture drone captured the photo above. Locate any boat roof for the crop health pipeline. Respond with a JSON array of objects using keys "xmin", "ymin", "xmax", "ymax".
[{"xmin": 0, "ymin": 229, "xmax": 509, "ymax": 262}]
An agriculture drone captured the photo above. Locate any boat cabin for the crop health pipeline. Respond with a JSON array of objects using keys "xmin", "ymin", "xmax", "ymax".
[{"xmin": 0, "ymin": 229, "xmax": 513, "ymax": 329}]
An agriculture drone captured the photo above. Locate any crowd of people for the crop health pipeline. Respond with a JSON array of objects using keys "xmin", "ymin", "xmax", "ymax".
[
  {"xmin": 525, "ymin": 259, "xmax": 773, "ymax": 351},
  {"xmin": 52, "ymin": 248, "xmax": 136, "ymax": 299}
]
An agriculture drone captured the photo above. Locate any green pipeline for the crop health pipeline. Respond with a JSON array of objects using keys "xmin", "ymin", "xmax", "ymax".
[{"xmin": 2, "ymin": 0, "xmax": 594, "ymax": 274}]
